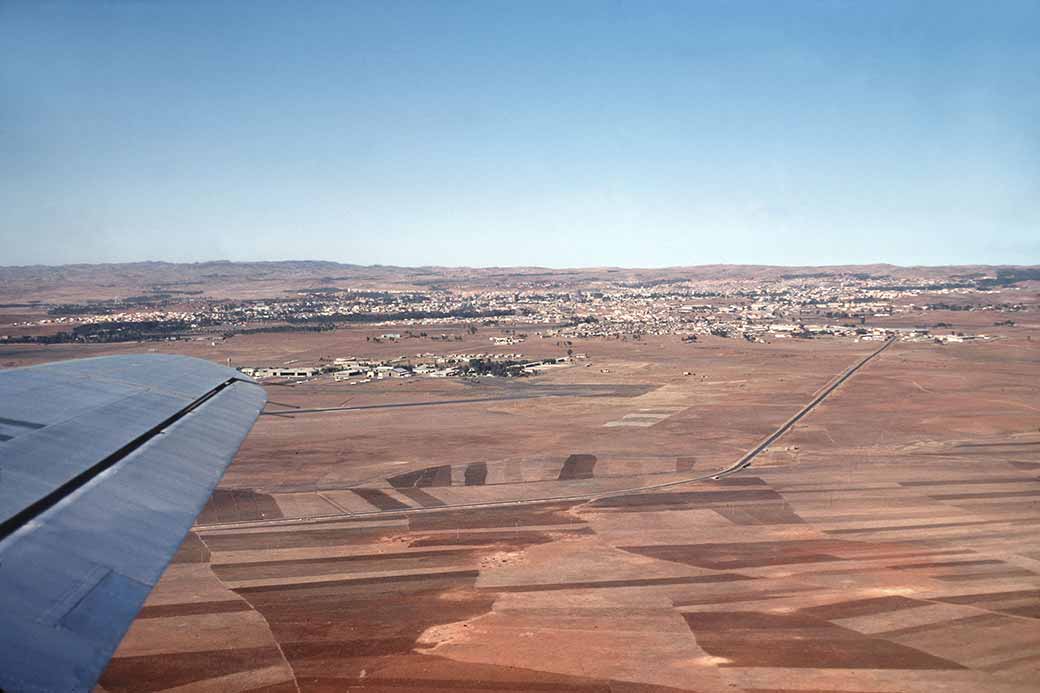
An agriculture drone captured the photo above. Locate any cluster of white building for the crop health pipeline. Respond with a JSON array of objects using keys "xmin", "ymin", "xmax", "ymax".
[{"xmin": 238, "ymin": 350, "xmax": 541, "ymax": 384}]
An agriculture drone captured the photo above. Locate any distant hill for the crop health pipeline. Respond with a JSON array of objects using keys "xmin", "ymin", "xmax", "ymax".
[{"xmin": 0, "ymin": 260, "xmax": 1036, "ymax": 303}]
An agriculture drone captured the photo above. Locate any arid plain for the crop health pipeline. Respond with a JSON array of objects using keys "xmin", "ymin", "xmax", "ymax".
[{"xmin": 1, "ymin": 263, "xmax": 1038, "ymax": 692}]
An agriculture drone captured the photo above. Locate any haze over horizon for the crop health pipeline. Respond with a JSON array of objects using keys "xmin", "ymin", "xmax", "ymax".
[
  {"xmin": 2, "ymin": 1, "xmax": 1038, "ymax": 268},
  {"xmin": 2, "ymin": 258, "xmax": 1039, "ymax": 272}
]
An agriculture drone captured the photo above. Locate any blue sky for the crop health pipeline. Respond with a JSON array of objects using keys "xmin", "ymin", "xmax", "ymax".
[{"xmin": 2, "ymin": 1, "xmax": 1037, "ymax": 267}]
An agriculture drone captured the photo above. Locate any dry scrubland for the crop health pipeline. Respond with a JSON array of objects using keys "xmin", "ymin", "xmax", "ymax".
[{"xmin": 1, "ymin": 265, "xmax": 1038, "ymax": 692}]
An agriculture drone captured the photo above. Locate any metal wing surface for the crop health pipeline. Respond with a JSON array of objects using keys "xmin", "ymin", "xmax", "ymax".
[{"xmin": 0, "ymin": 354, "xmax": 267, "ymax": 693}]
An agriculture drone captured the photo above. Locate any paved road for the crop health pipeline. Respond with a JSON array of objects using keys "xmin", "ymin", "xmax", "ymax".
[
  {"xmin": 708, "ymin": 335, "xmax": 896, "ymax": 479},
  {"xmin": 262, "ymin": 383, "xmax": 652, "ymax": 416}
]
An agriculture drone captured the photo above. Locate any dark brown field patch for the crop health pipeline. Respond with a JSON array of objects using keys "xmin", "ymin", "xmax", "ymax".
[
  {"xmin": 935, "ymin": 568, "xmax": 1036, "ymax": 581},
  {"xmin": 558, "ymin": 454, "xmax": 597, "ymax": 480},
  {"xmin": 197, "ymin": 488, "xmax": 284, "ymax": 524},
  {"xmin": 744, "ymin": 686, "xmax": 881, "ymax": 690},
  {"xmin": 900, "ymin": 476, "xmax": 1038, "ymax": 486},
  {"xmin": 282, "ymin": 637, "xmax": 419, "ymax": 661},
  {"xmin": 240, "ymin": 682, "xmax": 298, "ymax": 693},
  {"xmin": 890, "ymin": 559, "xmax": 1005, "ymax": 570},
  {"xmin": 463, "ymin": 461, "xmax": 488, "ymax": 485},
  {"xmin": 352, "ymin": 487, "xmax": 413, "ymax": 510},
  {"xmin": 929, "ymin": 489, "xmax": 1040, "ymax": 500},
  {"xmin": 824, "ymin": 517, "xmax": 1033, "ymax": 534},
  {"xmin": 684, "ymin": 611, "xmax": 964, "ymax": 669},
  {"xmin": 213, "ymin": 549, "xmax": 475, "ymax": 581},
  {"xmin": 712, "ymin": 477, "xmax": 769, "ymax": 486},
  {"xmin": 672, "ymin": 588, "xmax": 809, "ymax": 608},
  {"xmin": 232, "ymin": 574, "xmax": 496, "ymax": 685},
  {"xmin": 800, "ymin": 595, "xmax": 928, "ymax": 620},
  {"xmin": 1010, "ymin": 461, "xmax": 1040, "ymax": 470},
  {"xmin": 778, "ymin": 485, "xmax": 905, "ymax": 494},
  {"xmin": 935, "ymin": 586, "xmax": 1040, "ymax": 603},
  {"xmin": 100, "ymin": 646, "xmax": 286, "ymax": 692},
  {"xmin": 591, "ymin": 488, "xmax": 783, "ymax": 510},
  {"xmin": 486, "ymin": 573, "xmax": 752, "ymax": 593},
  {"xmin": 387, "ymin": 465, "xmax": 453, "ymax": 488},
  {"xmin": 620, "ymin": 539, "xmax": 868, "ymax": 570},
  {"xmin": 852, "ymin": 548, "xmax": 973, "ymax": 560},
  {"xmin": 236, "ymin": 569, "xmax": 481, "ymax": 595},
  {"xmin": 1004, "ymin": 604, "xmax": 1040, "ymax": 618},
  {"xmin": 396, "ymin": 487, "xmax": 447, "ymax": 507},
  {"xmin": 712, "ymin": 503, "xmax": 805, "ymax": 525},
  {"xmin": 290, "ymin": 654, "xmax": 696, "ymax": 692}
]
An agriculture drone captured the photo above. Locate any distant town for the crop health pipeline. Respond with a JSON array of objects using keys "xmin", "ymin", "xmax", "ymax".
[{"xmin": 4, "ymin": 268, "xmax": 1031, "ymax": 362}]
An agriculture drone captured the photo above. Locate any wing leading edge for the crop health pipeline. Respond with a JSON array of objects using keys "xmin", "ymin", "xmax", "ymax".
[{"xmin": 0, "ymin": 355, "xmax": 267, "ymax": 692}]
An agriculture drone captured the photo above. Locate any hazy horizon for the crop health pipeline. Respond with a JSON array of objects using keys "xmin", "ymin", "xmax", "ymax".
[
  {"xmin": 3, "ymin": 257, "xmax": 1039, "ymax": 273},
  {"xmin": 3, "ymin": 1, "xmax": 1038, "ymax": 267}
]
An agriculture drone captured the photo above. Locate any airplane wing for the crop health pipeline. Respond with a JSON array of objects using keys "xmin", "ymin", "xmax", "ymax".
[{"xmin": 0, "ymin": 354, "xmax": 267, "ymax": 693}]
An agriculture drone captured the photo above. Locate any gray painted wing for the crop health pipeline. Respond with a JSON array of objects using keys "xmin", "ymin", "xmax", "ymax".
[{"xmin": 0, "ymin": 355, "xmax": 267, "ymax": 693}]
